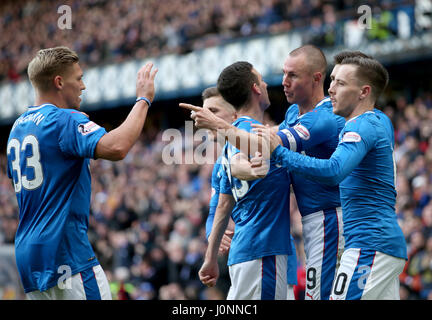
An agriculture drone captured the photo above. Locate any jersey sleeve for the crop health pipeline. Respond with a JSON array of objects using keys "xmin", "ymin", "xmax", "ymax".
[
  {"xmin": 57, "ymin": 110, "xmax": 107, "ymax": 159},
  {"xmin": 272, "ymin": 119, "xmax": 375, "ymax": 185},
  {"xmin": 219, "ymin": 167, "xmax": 232, "ymax": 195},
  {"xmin": 276, "ymin": 111, "xmax": 335, "ymax": 152},
  {"xmin": 206, "ymin": 164, "xmax": 221, "ymax": 239},
  {"xmin": 205, "ymin": 207, "xmax": 215, "ymax": 240},
  {"xmin": 207, "ymin": 167, "xmax": 232, "ymax": 238},
  {"xmin": 209, "ymin": 163, "xmax": 222, "ymax": 207}
]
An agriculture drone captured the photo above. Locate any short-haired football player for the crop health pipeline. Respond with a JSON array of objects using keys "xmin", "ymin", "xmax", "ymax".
[{"xmin": 7, "ymin": 46, "xmax": 157, "ymax": 300}]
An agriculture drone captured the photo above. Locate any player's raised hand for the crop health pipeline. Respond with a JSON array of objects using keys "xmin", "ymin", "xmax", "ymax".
[
  {"xmin": 179, "ymin": 103, "xmax": 226, "ymax": 131},
  {"xmin": 136, "ymin": 62, "xmax": 158, "ymax": 103},
  {"xmin": 199, "ymin": 260, "xmax": 219, "ymax": 287},
  {"xmin": 252, "ymin": 123, "xmax": 281, "ymax": 152}
]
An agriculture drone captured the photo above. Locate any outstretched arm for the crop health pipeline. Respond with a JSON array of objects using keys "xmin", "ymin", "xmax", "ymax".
[
  {"xmin": 271, "ymin": 141, "xmax": 366, "ymax": 185},
  {"xmin": 179, "ymin": 103, "xmax": 272, "ymax": 158},
  {"xmin": 253, "ymin": 126, "xmax": 370, "ymax": 185},
  {"xmin": 199, "ymin": 193, "xmax": 235, "ymax": 287}
]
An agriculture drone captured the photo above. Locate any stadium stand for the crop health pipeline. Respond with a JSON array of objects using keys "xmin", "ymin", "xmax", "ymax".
[{"xmin": 0, "ymin": 0, "xmax": 407, "ymax": 84}]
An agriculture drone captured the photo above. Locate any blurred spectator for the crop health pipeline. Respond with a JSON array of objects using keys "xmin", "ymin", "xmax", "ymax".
[
  {"xmin": 201, "ymin": 286, "xmax": 225, "ymax": 300},
  {"xmin": 159, "ymin": 283, "xmax": 186, "ymax": 300},
  {"xmin": 406, "ymin": 234, "xmax": 432, "ymax": 299},
  {"xmin": 400, "ymin": 230, "xmax": 425, "ymax": 298}
]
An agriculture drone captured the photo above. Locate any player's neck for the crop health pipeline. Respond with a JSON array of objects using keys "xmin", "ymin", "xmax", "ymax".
[
  {"xmin": 238, "ymin": 104, "xmax": 264, "ymax": 123},
  {"xmin": 298, "ymin": 92, "xmax": 325, "ymax": 115},
  {"xmin": 34, "ymin": 92, "xmax": 67, "ymax": 109},
  {"xmin": 346, "ymin": 102, "xmax": 374, "ymax": 121}
]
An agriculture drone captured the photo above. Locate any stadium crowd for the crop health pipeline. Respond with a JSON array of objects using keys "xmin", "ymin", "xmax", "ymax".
[
  {"xmin": 0, "ymin": 87, "xmax": 431, "ymax": 300},
  {"xmin": 0, "ymin": 0, "xmax": 405, "ymax": 83}
]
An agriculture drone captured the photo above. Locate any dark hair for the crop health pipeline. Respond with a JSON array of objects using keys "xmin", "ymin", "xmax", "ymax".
[
  {"xmin": 333, "ymin": 50, "xmax": 372, "ymax": 65},
  {"xmin": 289, "ymin": 44, "xmax": 327, "ymax": 76},
  {"xmin": 217, "ymin": 61, "xmax": 257, "ymax": 110},
  {"xmin": 340, "ymin": 56, "xmax": 389, "ymax": 103},
  {"xmin": 201, "ymin": 86, "xmax": 220, "ymax": 101}
]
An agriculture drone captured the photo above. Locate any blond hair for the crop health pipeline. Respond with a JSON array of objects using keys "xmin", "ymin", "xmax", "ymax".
[{"xmin": 27, "ymin": 46, "xmax": 79, "ymax": 92}]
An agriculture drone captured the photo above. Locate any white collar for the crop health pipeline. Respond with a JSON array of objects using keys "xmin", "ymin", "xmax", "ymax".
[
  {"xmin": 346, "ymin": 110, "xmax": 375, "ymax": 124},
  {"xmin": 28, "ymin": 103, "xmax": 54, "ymax": 111}
]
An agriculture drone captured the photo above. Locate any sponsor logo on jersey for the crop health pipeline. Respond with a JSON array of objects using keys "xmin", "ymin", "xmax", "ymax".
[
  {"xmin": 78, "ymin": 121, "xmax": 100, "ymax": 135},
  {"xmin": 341, "ymin": 131, "xmax": 362, "ymax": 143},
  {"xmin": 294, "ymin": 123, "xmax": 310, "ymax": 140}
]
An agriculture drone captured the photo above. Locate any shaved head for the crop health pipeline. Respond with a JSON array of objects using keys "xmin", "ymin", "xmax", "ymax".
[{"xmin": 289, "ymin": 44, "xmax": 327, "ymax": 77}]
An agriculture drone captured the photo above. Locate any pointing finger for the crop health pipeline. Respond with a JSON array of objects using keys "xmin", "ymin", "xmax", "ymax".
[
  {"xmin": 252, "ymin": 128, "xmax": 266, "ymax": 135},
  {"xmin": 251, "ymin": 123, "xmax": 266, "ymax": 129},
  {"xmin": 179, "ymin": 103, "xmax": 202, "ymax": 112}
]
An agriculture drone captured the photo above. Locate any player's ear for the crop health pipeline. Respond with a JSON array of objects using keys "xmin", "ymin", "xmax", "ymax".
[
  {"xmin": 231, "ymin": 111, "xmax": 238, "ymax": 122},
  {"xmin": 53, "ymin": 75, "xmax": 63, "ymax": 90},
  {"xmin": 359, "ymin": 85, "xmax": 371, "ymax": 100},
  {"xmin": 252, "ymin": 82, "xmax": 261, "ymax": 95},
  {"xmin": 313, "ymin": 72, "xmax": 322, "ymax": 83}
]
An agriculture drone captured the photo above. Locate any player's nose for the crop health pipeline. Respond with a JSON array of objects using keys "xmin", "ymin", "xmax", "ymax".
[{"xmin": 328, "ymin": 82, "xmax": 335, "ymax": 96}]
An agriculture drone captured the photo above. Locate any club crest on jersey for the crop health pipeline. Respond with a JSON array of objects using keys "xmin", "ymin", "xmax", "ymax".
[
  {"xmin": 341, "ymin": 131, "xmax": 362, "ymax": 143},
  {"xmin": 78, "ymin": 121, "xmax": 100, "ymax": 135},
  {"xmin": 294, "ymin": 124, "xmax": 310, "ymax": 140}
]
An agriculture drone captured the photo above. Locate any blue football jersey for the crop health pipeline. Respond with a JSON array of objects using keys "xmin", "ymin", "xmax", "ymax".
[
  {"xmin": 6, "ymin": 104, "xmax": 107, "ymax": 293},
  {"xmin": 277, "ymin": 97, "xmax": 345, "ymax": 215},
  {"xmin": 220, "ymin": 116, "xmax": 292, "ymax": 266},
  {"xmin": 206, "ymin": 156, "xmax": 224, "ymax": 239},
  {"xmin": 271, "ymin": 110, "xmax": 407, "ymax": 260}
]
